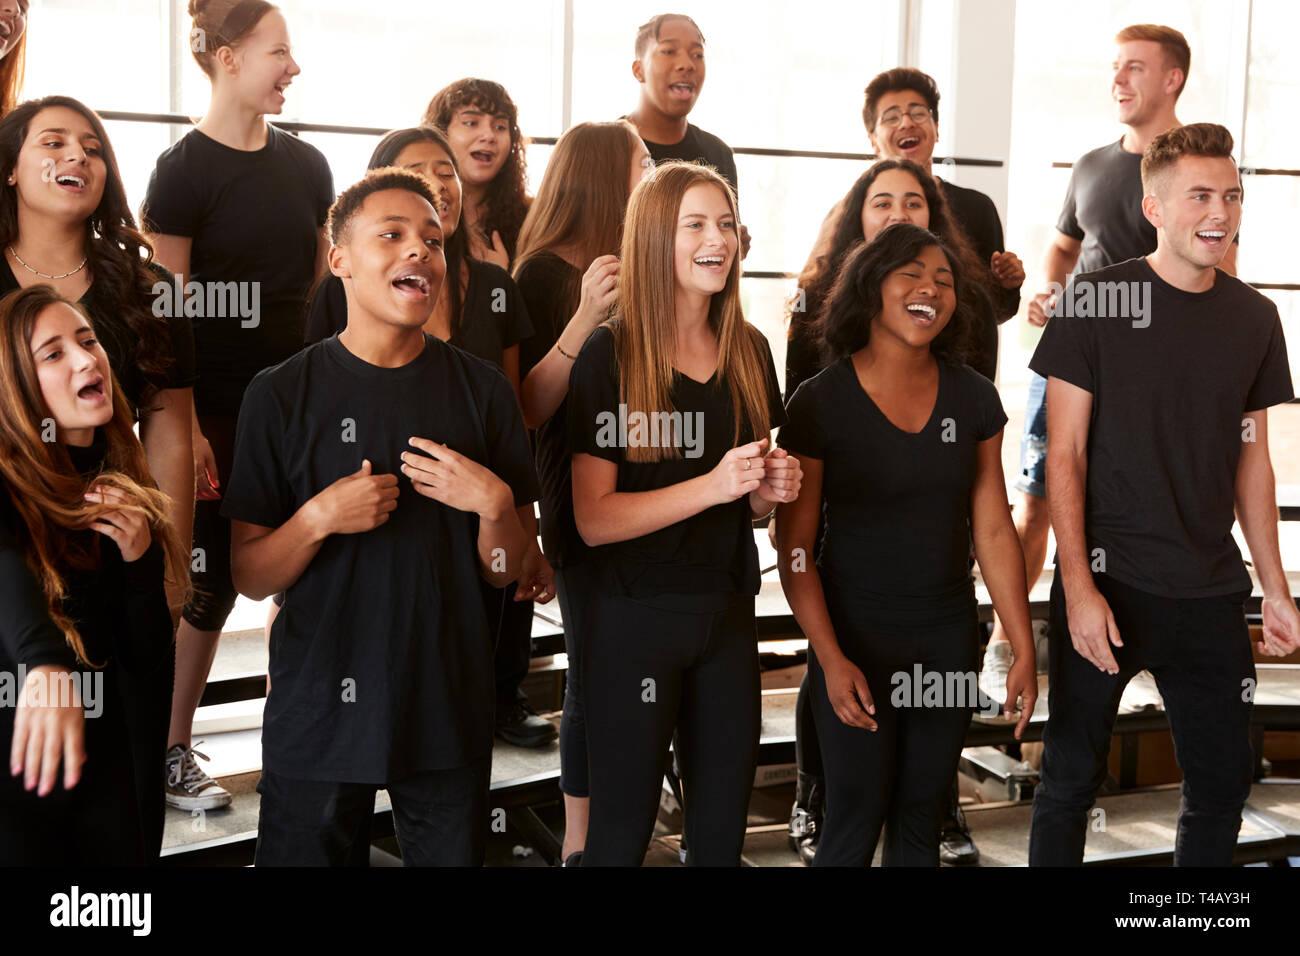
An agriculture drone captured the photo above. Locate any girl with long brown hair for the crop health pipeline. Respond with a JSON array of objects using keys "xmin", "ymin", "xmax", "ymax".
[
  {"xmin": 513, "ymin": 119, "xmax": 652, "ymax": 865},
  {"xmin": 567, "ymin": 162, "xmax": 800, "ymax": 865},
  {"xmin": 0, "ymin": 285, "xmax": 188, "ymax": 864}
]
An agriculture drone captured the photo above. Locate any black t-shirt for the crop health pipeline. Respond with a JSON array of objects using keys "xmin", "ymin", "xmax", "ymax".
[
  {"xmin": 1057, "ymin": 140, "xmax": 1158, "ymax": 278},
  {"xmin": 515, "ymin": 252, "xmax": 588, "ymax": 567},
  {"xmin": 142, "ymin": 126, "xmax": 334, "ymax": 417},
  {"xmin": 780, "ymin": 358, "xmax": 1007, "ymax": 627},
  {"xmin": 567, "ymin": 323, "xmax": 785, "ymax": 596},
  {"xmin": 0, "ymin": 259, "xmax": 195, "ymax": 421},
  {"xmin": 940, "ymin": 179, "xmax": 1020, "ymax": 321},
  {"xmin": 303, "ymin": 259, "xmax": 532, "ymax": 371},
  {"xmin": 220, "ymin": 335, "xmax": 538, "ymax": 782},
  {"xmin": 640, "ymin": 123, "xmax": 739, "ymax": 200},
  {"xmin": 1030, "ymin": 258, "xmax": 1293, "ymax": 598}
]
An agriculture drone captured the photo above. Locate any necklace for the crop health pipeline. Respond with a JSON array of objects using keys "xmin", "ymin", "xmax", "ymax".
[{"xmin": 8, "ymin": 246, "xmax": 88, "ymax": 280}]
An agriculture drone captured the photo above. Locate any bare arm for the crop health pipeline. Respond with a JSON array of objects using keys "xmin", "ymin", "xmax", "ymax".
[
  {"xmin": 1235, "ymin": 409, "xmax": 1300, "ymax": 654},
  {"xmin": 1027, "ymin": 231, "xmax": 1083, "ymax": 327},
  {"xmin": 230, "ymin": 461, "xmax": 399, "ymax": 600},
  {"xmin": 1044, "ymin": 376, "xmax": 1122, "ymax": 673},
  {"xmin": 571, "ymin": 438, "xmax": 768, "ymax": 548},
  {"xmin": 520, "ymin": 256, "xmax": 618, "ymax": 429},
  {"xmin": 139, "ymin": 386, "xmax": 195, "ymax": 622},
  {"xmin": 774, "ymin": 454, "xmax": 876, "ymax": 730},
  {"xmin": 969, "ymin": 431, "xmax": 1037, "ymax": 731}
]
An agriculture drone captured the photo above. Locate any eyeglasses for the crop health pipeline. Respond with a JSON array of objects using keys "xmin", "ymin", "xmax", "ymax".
[{"xmin": 878, "ymin": 105, "xmax": 933, "ymax": 129}]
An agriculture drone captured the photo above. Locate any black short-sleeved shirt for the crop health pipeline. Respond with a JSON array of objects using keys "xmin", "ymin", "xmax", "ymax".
[
  {"xmin": 0, "ymin": 259, "xmax": 195, "ymax": 421},
  {"xmin": 142, "ymin": 126, "xmax": 334, "ymax": 417},
  {"xmin": 515, "ymin": 252, "xmax": 589, "ymax": 567},
  {"xmin": 640, "ymin": 123, "xmax": 740, "ymax": 200},
  {"xmin": 1030, "ymin": 258, "xmax": 1293, "ymax": 598},
  {"xmin": 303, "ymin": 260, "xmax": 532, "ymax": 371},
  {"xmin": 1057, "ymin": 140, "xmax": 1158, "ymax": 277},
  {"xmin": 220, "ymin": 335, "xmax": 538, "ymax": 782},
  {"xmin": 780, "ymin": 358, "xmax": 1007, "ymax": 627},
  {"xmin": 940, "ymin": 179, "xmax": 1020, "ymax": 321},
  {"xmin": 567, "ymin": 323, "xmax": 785, "ymax": 597}
]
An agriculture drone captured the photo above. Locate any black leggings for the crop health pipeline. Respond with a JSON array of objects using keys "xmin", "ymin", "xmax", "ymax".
[
  {"xmin": 582, "ymin": 590, "xmax": 759, "ymax": 866},
  {"xmin": 555, "ymin": 562, "xmax": 596, "ymax": 797},
  {"xmin": 811, "ymin": 595, "xmax": 979, "ymax": 867},
  {"xmin": 184, "ymin": 415, "xmax": 239, "ymax": 632}
]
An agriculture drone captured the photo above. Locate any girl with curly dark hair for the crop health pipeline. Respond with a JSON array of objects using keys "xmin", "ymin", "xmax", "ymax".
[
  {"xmin": 424, "ymin": 78, "xmax": 530, "ymax": 268},
  {"xmin": 776, "ymin": 223, "xmax": 1036, "ymax": 867}
]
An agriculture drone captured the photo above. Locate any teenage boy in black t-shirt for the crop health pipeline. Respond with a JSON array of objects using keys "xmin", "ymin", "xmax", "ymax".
[
  {"xmin": 624, "ymin": 13, "xmax": 750, "ymax": 257},
  {"xmin": 1028, "ymin": 124, "xmax": 1298, "ymax": 866},
  {"xmin": 222, "ymin": 169, "xmax": 537, "ymax": 866}
]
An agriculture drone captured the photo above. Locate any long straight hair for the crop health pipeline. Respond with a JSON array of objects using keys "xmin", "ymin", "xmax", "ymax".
[
  {"xmin": 614, "ymin": 161, "xmax": 771, "ymax": 462},
  {"xmin": 513, "ymin": 120, "xmax": 641, "ymax": 317},
  {"xmin": 0, "ymin": 286, "xmax": 189, "ymax": 667},
  {"xmin": 0, "ymin": 18, "xmax": 26, "ymax": 119}
]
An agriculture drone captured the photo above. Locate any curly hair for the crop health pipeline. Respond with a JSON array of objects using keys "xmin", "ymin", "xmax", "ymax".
[
  {"xmin": 816, "ymin": 223, "xmax": 981, "ymax": 369},
  {"xmin": 423, "ymin": 78, "xmax": 530, "ymax": 260},
  {"xmin": 789, "ymin": 160, "xmax": 990, "ymax": 385},
  {"xmin": 1, "ymin": 96, "xmax": 174, "ymax": 413}
]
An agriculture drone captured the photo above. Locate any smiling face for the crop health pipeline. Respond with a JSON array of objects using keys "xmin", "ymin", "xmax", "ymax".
[
  {"xmin": 331, "ymin": 188, "xmax": 447, "ymax": 330},
  {"xmin": 392, "ymin": 140, "xmax": 462, "ymax": 237},
  {"xmin": 634, "ymin": 16, "xmax": 706, "ymax": 120},
  {"xmin": 443, "ymin": 106, "xmax": 511, "ymax": 189},
  {"xmin": 1145, "ymin": 154, "xmax": 1242, "ymax": 271},
  {"xmin": 0, "ymin": 1, "xmax": 28, "ymax": 61},
  {"xmin": 872, "ymin": 244, "xmax": 956, "ymax": 352},
  {"xmin": 1111, "ymin": 39, "xmax": 1179, "ymax": 127},
  {"xmin": 10, "ymin": 105, "xmax": 107, "ymax": 226},
  {"xmin": 30, "ymin": 301, "xmax": 112, "ymax": 446},
  {"xmin": 868, "ymin": 89, "xmax": 936, "ymax": 166},
  {"xmin": 673, "ymin": 182, "xmax": 737, "ymax": 301},
  {"xmin": 862, "ymin": 168, "xmax": 931, "ymax": 244},
  {"xmin": 227, "ymin": 10, "xmax": 300, "ymax": 115}
]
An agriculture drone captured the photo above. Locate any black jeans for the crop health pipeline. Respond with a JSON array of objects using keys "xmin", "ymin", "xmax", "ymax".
[
  {"xmin": 255, "ymin": 757, "xmax": 491, "ymax": 866},
  {"xmin": 1029, "ymin": 572, "xmax": 1255, "ymax": 866},
  {"xmin": 555, "ymin": 562, "xmax": 596, "ymax": 797},
  {"xmin": 582, "ymin": 590, "xmax": 760, "ymax": 866}
]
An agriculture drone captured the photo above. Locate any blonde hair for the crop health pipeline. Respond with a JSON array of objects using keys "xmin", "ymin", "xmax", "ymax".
[{"xmin": 612, "ymin": 161, "xmax": 772, "ymax": 462}]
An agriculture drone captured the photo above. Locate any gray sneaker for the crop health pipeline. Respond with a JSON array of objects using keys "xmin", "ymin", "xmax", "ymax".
[{"xmin": 165, "ymin": 742, "xmax": 233, "ymax": 811}]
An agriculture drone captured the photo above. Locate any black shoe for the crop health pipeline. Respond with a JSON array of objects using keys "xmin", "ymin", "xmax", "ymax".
[
  {"xmin": 939, "ymin": 800, "xmax": 980, "ymax": 866},
  {"xmin": 788, "ymin": 772, "xmax": 824, "ymax": 866},
  {"xmin": 495, "ymin": 699, "xmax": 558, "ymax": 748}
]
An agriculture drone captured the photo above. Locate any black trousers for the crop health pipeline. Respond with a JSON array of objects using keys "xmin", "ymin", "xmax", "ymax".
[
  {"xmin": 582, "ymin": 590, "xmax": 759, "ymax": 866},
  {"xmin": 255, "ymin": 757, "xmax": 491, "ymax": 866},
  {"xmin": 555, "ymin": 562, "xmax": 596, "ymax": 797},
  {"xmin": 1029, "ymin": 572, "xmax": 1255, "ymax": 866},
  {"xmin": 810, "ymin": 595, "xmax": 979, "ymax": 867}
]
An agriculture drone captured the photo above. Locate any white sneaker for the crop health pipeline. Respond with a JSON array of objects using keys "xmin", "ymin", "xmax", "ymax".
[
  {"xmin": 164, "ymin": 742, "xmax": 233, "ymax": 810},
  {"xmin": 1119, "ymin": 670, "xmax": 1164, "ymax": 714}
]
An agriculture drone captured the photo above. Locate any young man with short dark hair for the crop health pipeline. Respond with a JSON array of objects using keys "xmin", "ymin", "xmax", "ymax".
[
  {"xmin": 223, "ymin": 168, "xmax": 537, "ymax": 866},
  {"xmin": 1028, "ymin": 124, "xmax": 1297, "ymax": 866},
  {"xmin": 624, "ymin": 12, "xmax": 750, "ymax": 256}
]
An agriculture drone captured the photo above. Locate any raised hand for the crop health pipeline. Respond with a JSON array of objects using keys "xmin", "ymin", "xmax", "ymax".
[
  {"xmin": 709, "ymin": 437, "xmax": 768, "ymax": 504},
  {"xmin": 310, "ymin": 459, "xmax": 400, "ymax": 535},
  {"xmin": 990, "ymin": 250, "xmax": 1025, "ymax": 289},
  {"xmin": 86, "ymin": 485, "xmax": 153, "ymax": 562},
  {"xmin": 401, "ymin": 437, "xmax": 512, "ymax": 518},
  {"xmin": 753, "ymin": 446, "xmax": 802, "ymax": 504}
]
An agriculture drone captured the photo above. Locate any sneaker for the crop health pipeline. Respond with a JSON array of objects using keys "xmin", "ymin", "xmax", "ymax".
[
  {"xmin": 978, "ymin": 639, "xmax": 1013, "ymax": 705},
  {"xmin": 1032, "ymin": 619, "xmax": 1050, "ymax": 675},
  {"xmin": 1118, "ymin": 670, "xmax": 1163, "ymax": 714},
  {"xmin": 495, "ymin": 700, "xmax": 558, "ymax": 748},
  {"xmin": 938, "ymin": 792, "xmax": 980, "ymax": 866},
  {"xmin": 787, "ymin": 771, "xmax": 824, "ymax": 866},
  {"xmin": 164, "ymin": 742, "xmax": 232, "ymax": 811},
  {"xmin": 561, "ymin": 851, "xmax": 583, "ymax": 867}
]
